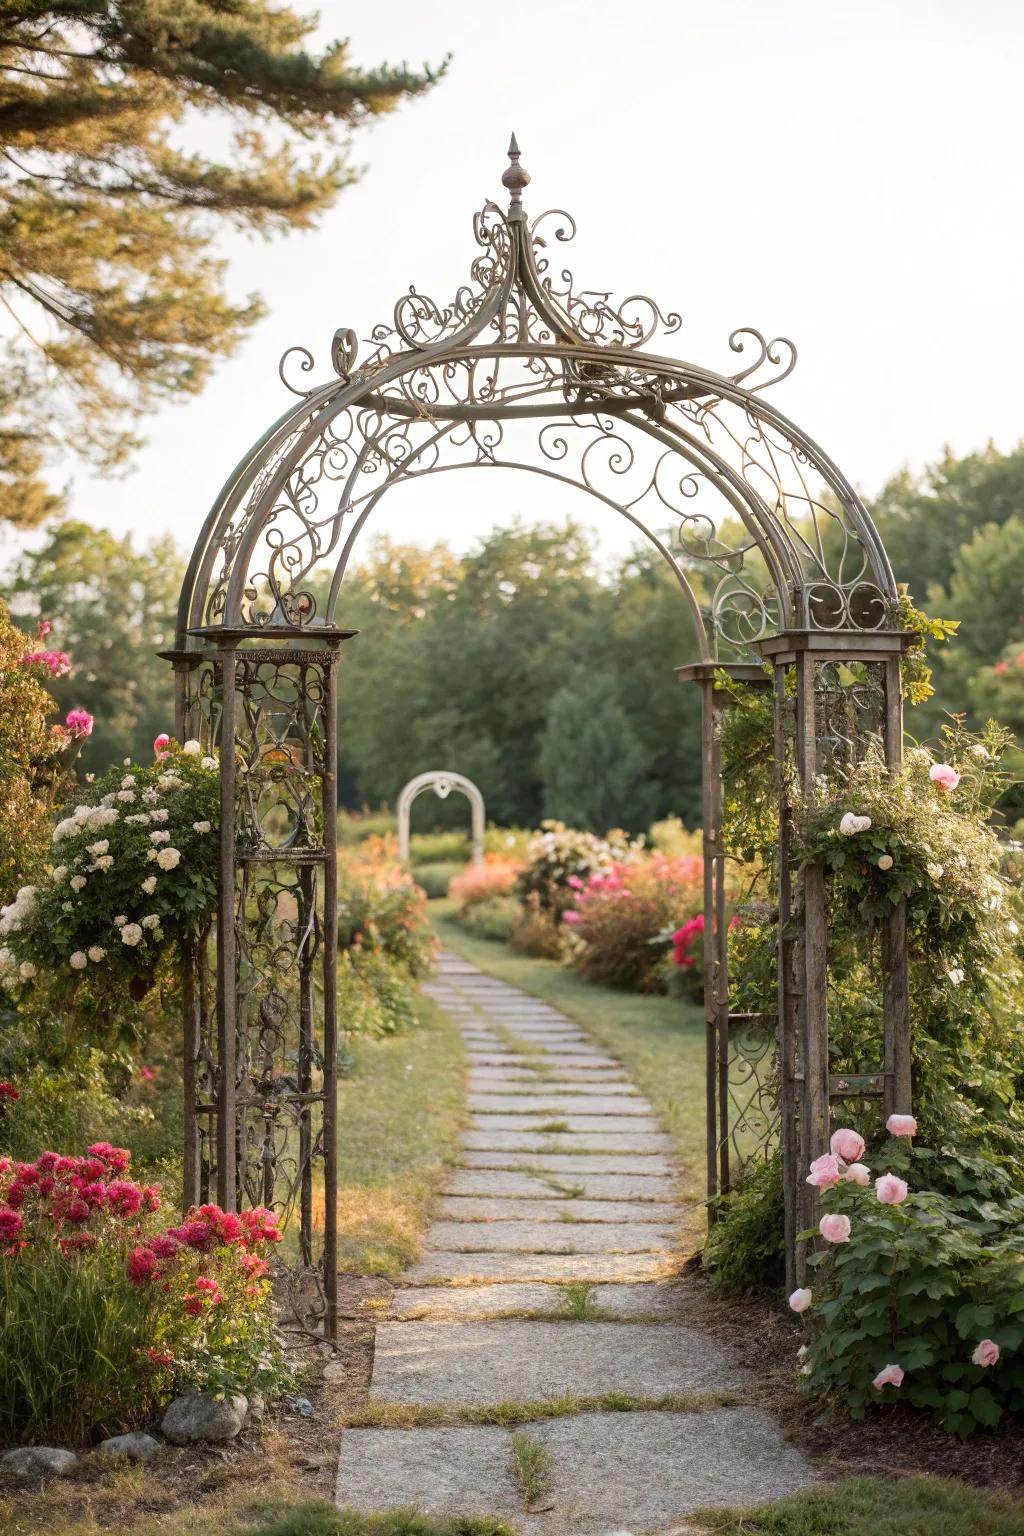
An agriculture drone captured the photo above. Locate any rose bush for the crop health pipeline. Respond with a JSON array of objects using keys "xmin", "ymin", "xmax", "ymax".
[
  {"xmin": 515, "ymin": 820, "xmax": 644, "ymax": 919},
  {"xmin": 792, "ymin": 1118, "xmax": 1024, "ymax": 1437},
  {"xmin": 0, "ymin": 1143, "xmax": 289, "ymax": 1445},
  {"xmin": 560, "ymin": 851, "xmax": 703, "ymax": 993},
  {"xmin": 0, "ymin": 740, "xmax": 219, "ymax": 1003}
]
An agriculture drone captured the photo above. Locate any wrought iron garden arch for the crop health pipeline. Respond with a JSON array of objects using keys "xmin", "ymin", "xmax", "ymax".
[
  {"xmin": 397, "ymin": 772, "xmax": 485, "ymax": 866},
  {"xmin": 169, "ymin": 136, "xmax": 913, "ymax": 1334}
]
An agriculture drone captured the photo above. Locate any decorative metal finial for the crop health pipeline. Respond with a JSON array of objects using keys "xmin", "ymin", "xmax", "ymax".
[{"xmin": 501, "ymin": 132, "xmax": 530, "ymax": 209}]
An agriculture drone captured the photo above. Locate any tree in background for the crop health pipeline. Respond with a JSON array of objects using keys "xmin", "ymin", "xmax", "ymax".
[
  {"xmin": 9, "ymin": 520, "xmax": 182, "ymax": 767},
  {"xmin": 539, "ymin": 672, "xmax": 650, "ymax": 832},
  {"xmin": 0, "ymin": 2, "xmax": 443, "ymax": 526}
]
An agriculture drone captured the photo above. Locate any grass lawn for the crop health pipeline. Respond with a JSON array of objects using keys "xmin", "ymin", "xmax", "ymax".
[
  {"xmin": 430, "ymin": 901, "xmax": 707, "ymax": 1216},
  {"xmin": 335, "ymin": 992, "xmax": 467, "ymax": 1276},
  {"xmin": 692, "ymin": 1475, "xmax": 1024, "ymax": 1535}
]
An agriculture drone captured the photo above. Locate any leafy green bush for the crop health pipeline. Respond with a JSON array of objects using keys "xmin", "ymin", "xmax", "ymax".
[
  {"xmin": 0, "ymin": 1048, "xmax": 153, "ymax": 1164},
  {"xmin": 483, "ymin": 826, "xmax": 532, "ymax": 859},
  {"xmin": 797, "ymin": 1122, "xmax": 1024, "ymax": 1437},
  {"xmin": 409, "ymin": 831, "xmax": 471, "ymax": 867},
  {"xmin": 563, "ymin": 852, "xmax": 704, "ymax": 993},
  {"xmin": 453, "ymin": 896, "xmax": 521, "ymax": 943},
  {"xmin": 0, "ymin": 1148, "xmax": 289, "ymax": 1445},
  {"xmin": 338, "ymin": 808, "xmax": 396, "ymax": 845},
  {"xmin": 702, "ymin": 1151, "xmax": 786, "ymax": 1295},
  {"xmin": 338, "ymin": 949, "xmax": 418, "ymax": 1038},
  {"xmin": 411, "ymin": 861, "xmax": 464, "ymax": 900}
]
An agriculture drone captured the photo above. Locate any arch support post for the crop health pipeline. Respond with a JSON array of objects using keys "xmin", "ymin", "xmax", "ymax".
[
  {"xmin": 753, "ymin": 629, "xmax": 912, "ymax": 1291},
  {"xmin": 170, "ymin": 625, "xmax": 356, "ymax": 1341}
]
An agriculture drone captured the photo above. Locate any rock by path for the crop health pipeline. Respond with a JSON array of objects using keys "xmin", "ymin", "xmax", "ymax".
[{"xmin": 336, "ymin": 951, "xmax": 816, "ymax": 1533}]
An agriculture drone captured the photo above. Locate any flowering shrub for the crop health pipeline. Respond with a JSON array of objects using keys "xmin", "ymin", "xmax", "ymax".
[
  {"xmin": 0, "ymin": 740, "xmax": 219, "ymax": 999},
  {"xmin": 0, "ymin": 608, "xmax": 92, "ymax": 907},
  {"xmin": 336, "ymin": 857, "xmax": 435, "ymax": 980},
  {"xmin": 561, "ymin": 851, "xmax": 703, "ymax": 993},
  {"xmin": 449, "ymin": 857, "xmax": 523, "ymax": 911},
  {"xmin": 337, "ymin": 948, "xmax": 418, "ymax": 1038},
  {"xmin": 793, "ymin": 723, "xmax": 1024, "ymax": 1159},
  {"xmin": 792, "ymin": 1117, "xmax": 1024, "ymax": 1437},
  {"xmin": 516, "ymin": 820, "xmax": 645, "ymax": 918},
  {"xmin": 0, "ymin": 1144, "xmax": 288, "ymax": 1444}
]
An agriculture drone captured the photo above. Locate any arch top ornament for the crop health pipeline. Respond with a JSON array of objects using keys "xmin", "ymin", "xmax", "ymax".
[
  {"xmin": 396, "ymin": 770, "xmax": 486, "ymax": 867},
  {"xmin": 178, "ymin": 134, "xmax": 899, "ymax": 664}
]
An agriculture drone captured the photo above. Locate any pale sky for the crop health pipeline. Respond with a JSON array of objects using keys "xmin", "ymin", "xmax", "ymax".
[{"xmin": 7, "ymin": 0, "xmax": 1024, "ymax": 573}]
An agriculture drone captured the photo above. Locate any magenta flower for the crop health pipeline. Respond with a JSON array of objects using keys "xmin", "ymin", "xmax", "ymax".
[
  {"xmin": 65, "ymin": 709, "xmax": 94, "ymax": 738},
  {"xmin": 21, "ymin": 649, "xmax": 71, "ymax": 677},
  {"xmin": 0, "ymin": 1207, "xmax": 24, "ymax": 1241}
]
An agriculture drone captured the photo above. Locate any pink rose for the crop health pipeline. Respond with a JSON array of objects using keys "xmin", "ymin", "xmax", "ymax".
[
  {"xmin": 153, "ymin": 733, "xmax": 171, "ymax": 754},
  {"xmin": 929, "ymin": 763, "xmax": 960, "ymax": 792},
  {"xmin": 844, "ymin": 1162, "xmax": 871, "ymax": 1186},
  {"xmin": 65, "ymin": 709, "xmax": 94, "ymax": 738},
  {"xmin": 830, "ymin": 1127, "xmax": 866, "ymax": 1163},
  {"xmin": 972, "ymin": 1339, "xmax": 1000, "ymax": 1368},
  {"xmin": 819, "ymin": 1213, "xmax": 851, "ymax": 1244},
  {"xmin": 875, "ymin": 1173, "xmax": 909, "ymax": 1205},
  {"xmin": 872, "ymin": 1363, "xmax": 905, "ymax": 1390},
  {"xmin": 788, "ymin": 1287, "xmax": 812, "ymax": 1313},
  {"xmin": 886, "ymin": 1113, "xmax": 918, "ymax": 1138},
  {"xmin": 806, "ymin": 1153, "xmax": 842, "ymax": 1189}
]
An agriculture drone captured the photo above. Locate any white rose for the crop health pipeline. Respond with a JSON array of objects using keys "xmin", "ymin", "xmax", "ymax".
[
  {"xmin": 182, "ymin": 739, "xmax": 201, "ymax": 755},
  {"xmin": 69, "ymin": 951, "xmax": 88, "ymax": 970},
  {"xmin": 91, "ymin": 855, "xmax": 113, "ymax": 872},
  {"xmin": 193, "ymin": 821, "xmax": 211, "ymax": 834},
  {"xmin": 124, "ymin": 813, "xmax": 150, "ymax": 824},
  {"xmin": 157, "ymin": 774, "xmax": 183, "ymax": 791},
  {"xmin": 121, "ymin": 774, "xmax": 136, "ymax": 788},
  {"xmin": 141, "ymin": 915, "xmax": 160, "ymax": 930},
  {"xmin": 114, "ymin": 915, "xmax": 127, "ymax": 926},
  {"xmin": 51, "ymin": 866, "xmax": 68, "ymax": 884},
  {"xmin": 74, "ymin": 805, "xmax": 92, "ymax": 823},
  {"xmin": 839, "ymin": 813, "xmax": 860, "ymax": 836},
  {"xmin": 201, "ymin": 757, "xmax": 218, "ymax": 771},
  {"xmin": 156, "ymin": 847, "xmax": 181, "ymax": 871},
  {"xmin": 123, "ymin": 757, "xmax": 132, "ymax": 767},
  {"xmin": 87, "ymin": 840, "xmax": 109, "ymax": 857},
  {"xmin": 947, "ymin": 967, "xmax": 965, "ymax": 986},
  {"xmin": 87, "ymin": 946, "xmax": 105, "ymax": 963},
  {"xmin": 120, "ymin": 924, "xmax": 143, "ymax": 947},
  {"xmin": 926, "ymin": 863, "xmax": 944, "ymax": 880},
  {"xmin": 149, "ymin": 809, "xmax": 169, "ymax": 823},
  {"xmin": 116, "ymin": 790, "xmax": 136, "ymax": 803},
  {"xmin": 141, "ymin": 876, "xmax": 157, "ymax": 895},
  {"xmin": 150, "ymin": 830, "xmax": 170, "ymax": 845},
  {"xmin": 877, "ymin": 854, "xmax": 893, "ymax": 871},
  {"xmin": 70, "ymin": 875, "xmax": 87, "ymax": 892},
  {"xmin": 142, "ymin": 789, "xmax": 160, "ymax": 804},
  {"xmin": 146, "ymin": 848, "xmax": 158, "ymax": 862},
  {"xmin": 18, "ymin": 960, "xmax": 37, "ymax": 980},
  {"xmin": 61, "ymin": 901, "xmax": 73, "ymax": 913}
]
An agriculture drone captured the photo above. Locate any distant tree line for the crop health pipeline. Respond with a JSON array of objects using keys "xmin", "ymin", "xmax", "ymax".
[{"xmin": 8, "ymin": 437, "xmax": 1024, "ymax": 831}]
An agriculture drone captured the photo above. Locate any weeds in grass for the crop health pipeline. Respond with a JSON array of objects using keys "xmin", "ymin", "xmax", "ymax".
[
  {"xmin": 536, "ymin": 1120, "xmax": 570, "ymax": 1134},
  {"xmin": 691, "ymin": 1476, "xmax": 1024, "ymax": 1536},
  {"xmin": 555, "ymin": 1282, "xmax": 602, "ymax": 1319},
  {"xmin": 509, "ymin": 1432, "xmax": 553, "ymax": 1511},
  {"xmin": 342, "ymin": 1390, "xmax": 738, "ymax": 1429},
  {"xmin": 254, "ymin": 1506, "xmax": 517, "ymax": 1536}
]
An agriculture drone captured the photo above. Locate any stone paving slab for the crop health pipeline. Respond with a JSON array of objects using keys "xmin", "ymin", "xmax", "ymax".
[
  {"xmin": 463, "ymin": 1130, "xmax": 673, "ymax": 1154},
  {"xmin": 403, "ymin": 1250, "xmax": 675, "ymax": 1284},
  {"xmin": 438, "ymin": 1195, "xmax": 679, "ymax": 1224},
  {"xmin": 443, "ymin": 1168, "xmax": 679, "ymax": 1202},
  {"xmin": 468, "ymin": 1094, "xmax": 654, "ymax": 1117},
  {"xmin": 336, "ymin": 1425, "xmax": 522, "ymax": 1519},
  {"xmin": 370, "ymin": 1320, "xmax": 744, "ymax": 1405},
  {"xmin": 427, "ymin": 1219, "xmax": 676, "ymax": 1254},
  {"xmin": 523, "ymin": 1409, "xmax": 817, "ymax": 1531},
  {"xmin": 468, "ymin": 1074, "xmax": 637, "ymax": 1094},
  {"xmin": 460, "ymin": 1150, "xmax": 677, "ymax": 1176},
  {"xmin": 388, "ymin": 1280, "xmax": 690, "ymax": 1320},
  {"xmin": 470, "ymin": 1113, "xmax": 664, "ymax": 1136}
]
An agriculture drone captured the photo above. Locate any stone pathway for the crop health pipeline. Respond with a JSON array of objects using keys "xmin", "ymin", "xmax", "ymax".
[{"xmin": 336, "ymin": 951, "xmax": 816, "ymax": 1533}]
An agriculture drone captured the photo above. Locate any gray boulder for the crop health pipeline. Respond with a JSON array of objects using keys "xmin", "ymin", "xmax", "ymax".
[
  {"xmin": 161, "ymin": 1391, "xmax": 248, "ymax": 1445},
  {"xmin": 96, "ymin": 1432, "xmax": 161, "ymax": 1463},
  {"xmin": 0, "ymin": 1446, "xmax": 78, "ymax": 1480}
]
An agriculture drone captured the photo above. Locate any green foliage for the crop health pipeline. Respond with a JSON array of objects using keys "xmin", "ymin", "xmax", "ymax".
[
  {"xmin": 409, "ymin": 832, "xmax": 471, "ymax": 867},
  {"xmin": 702, "ymin": 1152, "xmax": 786, "ymax": 1296},
  {"xmin": 336, "ymin": 864, "xmax": 435, "ymax": 980},
  {"xmin": 452, "ymin": 895, "xmax": 521, "ymax": 943},
  {"xmin": 0, "ymin": 1048, "xmax": 151, "ymax": 1164},
  {"xmin": 338, "ymin": 949, "xmax": 418, "ymax": 1040},
  {"xmin": 692, "ymin": 1475, "xmax": 1024, "ymax": 1536},
  {"xmin": 338, "ymin": 808, "xmax": 397, "ymax": 845},
  {"xmin": 10, "ymin": 522, "xmax": 182, "ymax": 773},
  {"xmin": 539, "ymin": 671, "xmax": 652, "ymax": 831},
  {"xmin": 802, "ymin": 1133, "xmax": 1024, "ymax": 1438},
  {"xmin": 411, "ymin": 861, "xmax": 464, "ymax": 899},
  {"xmin": 253, "ymin": 1508, "xmax": 515, "ymax": 1536},
  {"xmin": 0, "ymin": 3, "xmax": 443, "ymax": 524}
]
